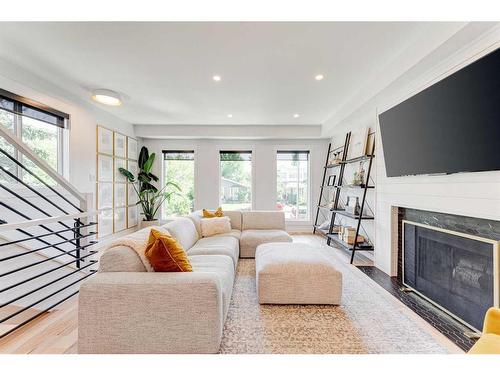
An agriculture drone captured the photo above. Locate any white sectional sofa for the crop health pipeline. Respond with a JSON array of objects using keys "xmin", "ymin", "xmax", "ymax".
[{"xmin": 78, "ymin": 210, "xmax": 291, "ymax": 354}]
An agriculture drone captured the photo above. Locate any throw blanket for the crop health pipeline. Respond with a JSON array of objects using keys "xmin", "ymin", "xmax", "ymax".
[{"xmin": 106, "ymin": 226, "xmax": 169, "ymax": 272}]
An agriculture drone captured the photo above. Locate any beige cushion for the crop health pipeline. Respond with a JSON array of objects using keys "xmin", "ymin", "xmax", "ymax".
[
  {"xmin": 164, "ymin": 217, "xmax": 199, "ymax": 251},
  {"xmin": 99, "ymin": 246, "xmax": 147, "ymax": 272},
  {"xmin": 201, "ymin": 217, "xmax": 232, "ymax": 237},
  {"xmin": 240, "ymin": 229, "xmax": 292, "ymax": 258},
  {"xmin": 188, "ymin": 236, "xmax": 239, "ymax": 269},
  {"xmin": 255, "ymin": 242, "xmax": 342, "ymax": 305},
  {"xmin": 241, "ymin": 211, "xmax": 286, "ymax": 230},
  {"xmin": 188, "ymin": 210, "xmax": 242, "ymax": 235},
  {"xmin": 211, "ymin": 229, "xmax": 241, "ymax": 240},
  {"xmin": 189, "ymin": 255, "xmax": 235, "ymax": 318}
]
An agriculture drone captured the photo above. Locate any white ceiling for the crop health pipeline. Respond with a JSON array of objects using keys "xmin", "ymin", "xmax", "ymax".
[{"xmin": 0, "ymin": 22, "xmax": 464, "ymax": 126}]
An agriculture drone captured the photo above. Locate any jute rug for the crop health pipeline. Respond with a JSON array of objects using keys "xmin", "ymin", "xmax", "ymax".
[{"xmin": 219, "ymin": 239, "xmax": 456, "ymax": 354}]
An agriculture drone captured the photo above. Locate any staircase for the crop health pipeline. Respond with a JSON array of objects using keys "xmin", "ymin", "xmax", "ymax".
[{"xmin": 0, "ymin": 125, "xmax": 98, "ymax": 339}]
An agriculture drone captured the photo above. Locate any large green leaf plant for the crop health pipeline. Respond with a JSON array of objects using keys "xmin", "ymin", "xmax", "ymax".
[{"xmin": 119, "ymin": 146, "xmax": 181, "ymax": 221}]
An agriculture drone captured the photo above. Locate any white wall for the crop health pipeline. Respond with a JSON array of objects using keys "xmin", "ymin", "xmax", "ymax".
[
  {"xmin": 140, "ymin": 137, "xmax": 329, "ymax": 232},
  {"xmin": 323, "ymin": 25, "xmax": 500, "ymax": 276},
  {"xmin": 0, "ymin": 57, "xmax": 134, "ymax": 198}
]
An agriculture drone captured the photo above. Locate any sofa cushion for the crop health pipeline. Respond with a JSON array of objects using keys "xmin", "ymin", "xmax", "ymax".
[
  {"xmin": 241, "ymin": 211, "xmax": 286, "ymax": 230},
  {"xmin": 240, "ymin": 229, "xmax": 292, "ymax": 258},
  {"xmin": 188, "ymin": 255, "xmax": 235, "ymax": 319},
  {"xmin": 211, "ymin": 229, "xmax": 242, "ymax": 240},
  {"xmin": 99, "ymin": 246, "xmax": 147, "ymax": 272},
  {"xmin": 188, "ymin": 236, "xmax": 239, "ymax": 269},
  {"xmin": 200, "ymin": 217, "xmax": 232, "ymax": 237},
  {"xmin": 164, "ymin": 217, "xmax": 199, "ymax": 251},
  {"xmin": 145, "ymin": 228, "xmax": 193, "ymax": 272},
  {"xmin": 189, "ymin": 210, "xmax": 242, "ymax": 236}
]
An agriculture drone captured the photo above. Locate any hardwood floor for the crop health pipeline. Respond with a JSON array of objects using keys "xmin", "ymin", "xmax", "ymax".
[{"xmin": 0, "ymin": 235, "xmax": 371, "ymax": 354}]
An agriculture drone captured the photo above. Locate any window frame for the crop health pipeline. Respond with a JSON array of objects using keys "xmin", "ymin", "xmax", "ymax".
[
  {"xmin": 0, "ymin": 88, "xmax": 69, "ymax": 183},
  {"xmin": 161, "ymin": 149, "xmax": 197, "ymax": 220},
  {"xmin": 218, "ymin": 147, "xmax": 255, "ymax": 211},
  {"xmin": 274, "ymin": 147, "xmax": 312, "ymax": 222}
]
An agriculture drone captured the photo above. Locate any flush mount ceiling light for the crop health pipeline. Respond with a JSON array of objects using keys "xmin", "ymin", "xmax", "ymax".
[
  {"xmin": 227, "ymin": 114, "xmax": 233, "ymax": 118},
  {"xmin": 212, "ymin": 75, "xmax": 222, "ymax": 82},
  {"xmin": 293, "ymin": 113, "xmax": 300, "ymax": 118},
  {"xmin": 91, "ymin": 89, "xmax": 122, "ymax": 106},
  {"xmin": 315, "ymin": 74, "xmax": 325, "ymax": 81}
]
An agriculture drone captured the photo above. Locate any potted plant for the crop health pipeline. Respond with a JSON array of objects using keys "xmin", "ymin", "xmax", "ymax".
[{"xmin": 119, "ymin": 146, "xmax": 181, "ymax": 228}]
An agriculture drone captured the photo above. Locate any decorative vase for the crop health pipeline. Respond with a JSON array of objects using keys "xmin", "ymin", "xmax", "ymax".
[{"xmin": 138, "ymin": 219, "xmax": 160, "ymax": 229}]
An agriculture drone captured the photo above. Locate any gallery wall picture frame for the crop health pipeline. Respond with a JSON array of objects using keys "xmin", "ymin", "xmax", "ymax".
[
  {"xmin": 97, "ymin": 126, "xmax": 114, "ymax": 155},
  {"xmin": 114, "ymin": 132, "xmax": 127, "ymax": 158},
  {"xmin": 96, "ymin": 125, "xmax": 139, "ymax": 238},
  {"xmin": 347, "ymin": 126, "xmax": 370, "ymax": 159},
  {"xmin": 127, "ymin": 137, "xmax": 138, "ymax": 160}
]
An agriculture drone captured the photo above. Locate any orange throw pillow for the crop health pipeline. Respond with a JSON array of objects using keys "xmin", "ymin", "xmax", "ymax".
[
  {"xmin": 202, "ymin": 207, "xmax": 224, "ymax": 218},
  {"xmin": 145, "ymin": 228, "xmax": 193, "ymax": 272}
]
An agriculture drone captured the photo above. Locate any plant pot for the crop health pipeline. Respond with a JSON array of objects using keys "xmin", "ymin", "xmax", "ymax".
[{"xmin": 138, "ymin": 219, "xmax": 160, "ymax": 229}]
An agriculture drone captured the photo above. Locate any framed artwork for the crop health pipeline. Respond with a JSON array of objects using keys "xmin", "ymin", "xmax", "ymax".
[
  {"xmin": 127, "ymin": 137, "xmax": 138, "ymax": 160},
  {"xmin": 98, "ymin": 209, "xmax": 113, "ymax": 238},
  {"xmin": 97, "ymin": 126, "xmax": 113, "ymax": 155},
  {"xmin": 348, "ymin": 126, "xmax": 370, "ymax": 159},
  {"xmin": 128, "ymin": 183, "xmax": 138, "ymax": 206},
  {"xmin": 97, "ymin": 182, "xmax": 113, "ymax": 209},
  {"xmin": 114, "ymin": 207, "xmax": 127, "ymax": 232},
  {"xmin": 114, "ymin": 183, "xmax": 127, "ymax": 208},
  {"xmin": 365, "ymin": 131, "xmax": 375, "ymax": 155},
  {"xmin": 97, "ymin": 155, "xmax": 113, "ymax": 182},
  {"xmin": 114, "ymin": 132, "xmax": 127, "ymax": 158},
  {"xmin": 127, "ymin": 160, "xmax": 138, "ymax": 179},
  {"xmin": 114, "ymin": 158, "xmax": 127, "ymax": 183},
  {"xmin": 128, "ymin": 206, "xmax": 138, "ymax": 228},
  {"xmin": 327, "ymin": 175, "xmax": 337, "ymax": 186}
]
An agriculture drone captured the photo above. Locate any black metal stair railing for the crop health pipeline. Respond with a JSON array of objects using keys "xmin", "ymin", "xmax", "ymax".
[{"xmin": 0, "ymin": 124, "xmax": 99, "ymax": 339}]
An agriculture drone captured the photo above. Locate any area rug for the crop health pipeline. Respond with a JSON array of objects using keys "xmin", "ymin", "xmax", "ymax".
[{"xmin": 219, "ymin": 239, "xmax": 455, "ymax": 354}]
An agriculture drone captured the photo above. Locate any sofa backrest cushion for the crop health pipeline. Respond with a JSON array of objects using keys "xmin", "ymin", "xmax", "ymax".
[
  {"xmin": 99, "ymin": 246, "xmax": 147, "ymax": 272},
  {"xmin": 241, "ymin": 211, "xmax": 286, "ymax": 230},
  {"xmin": 164, "ymin": 217, "xmax": 199, "ymax": 251},
  {"xmin": 188, "ymin": 210, "xmax": 242, "ymax": 236}
]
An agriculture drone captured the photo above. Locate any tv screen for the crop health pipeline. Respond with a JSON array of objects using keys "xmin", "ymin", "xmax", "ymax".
[{"xmin": 379, "ymin": 47, "xmax": 500, "ymax": 177}]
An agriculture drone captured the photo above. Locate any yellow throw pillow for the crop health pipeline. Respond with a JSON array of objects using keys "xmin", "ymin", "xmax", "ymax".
[
  {"xmin": 145, "ymin": 228, "xmax": 193, "ymax": 272},
  {"xmin": 202, "ymin": 207, "xmax": 224, "ymax": 218}
]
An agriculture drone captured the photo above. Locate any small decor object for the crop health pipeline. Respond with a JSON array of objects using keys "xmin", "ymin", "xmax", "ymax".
[
  {"xmin": 345, "ymin": 196, "xmax": 361, "ymax": 216},
  {"xmin": 114, "ymin": 132, "xmax": 127, "ymax": 158},
  {"xmin": 119, "ymin": 146, "xmax": 181, "ymax": 224},
  {"xmin": 145, "ymin": 228, "xmax": 193, "ymax": 272},
  {"xmin": 201, "ymin": 217, "xmax": 231, "ymax": 237},
  {"xmin": 327, "ymin": 151, "xmax": 343, "ymax": 166},
  {"xmin": 202, "ymin": 207, "xmax": 224, "ymax": 218},
  {"xmin": 97, "ymin": 126, "xmax": 113, "ymax": 155},
  {"xmin": 327, "ymin": 175, "xmax": 337, "ymax": 186},
  {"xmin": 348, "ymin": 126, "xmax": 370, "ymax": 159},
  {"xmin": 351, "ymin": 162, "xmax": 366, "ymax": 186}
]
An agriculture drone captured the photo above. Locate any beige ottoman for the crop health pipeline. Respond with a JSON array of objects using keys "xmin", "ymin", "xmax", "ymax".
[{"xmin": 255, "ymin": 242, "xmax": 342, "ymax": 305}]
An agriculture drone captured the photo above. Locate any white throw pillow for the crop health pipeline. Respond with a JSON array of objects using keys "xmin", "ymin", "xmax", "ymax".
[{"xmin": 200, "ymin": 217, "xmax": 232, "ymax": 237}]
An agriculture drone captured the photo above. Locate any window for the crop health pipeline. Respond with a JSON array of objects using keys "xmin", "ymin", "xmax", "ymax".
[
  {"xmin": 0, "ymin": 89, "xmax": 68, "ymax": 185},
  {"xmin": 276, "ymin": 150, "xmax": 309, "ymax": 220},
  {"xmin": 162, "ymin": 150, "xmax": 195, "ymax": 218},
  {"xmin": 219, "ymin": 151, "xmax": 252, "ymax": 211}
]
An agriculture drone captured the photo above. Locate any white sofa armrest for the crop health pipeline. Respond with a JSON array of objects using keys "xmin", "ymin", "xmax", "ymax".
[{"xmin": 78, "ymin": 271, "xmax": 223, "ymax": 354}]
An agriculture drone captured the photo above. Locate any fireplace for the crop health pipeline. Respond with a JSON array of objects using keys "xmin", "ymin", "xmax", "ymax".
[{"xmin": 403, "ymin": 220, "xmax": 499, "ymax": 331}]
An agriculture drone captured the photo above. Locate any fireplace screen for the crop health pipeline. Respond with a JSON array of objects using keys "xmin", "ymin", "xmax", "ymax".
[{"xmin": 403, "ymin": 221, "xmax": 499, "ymax": 331}]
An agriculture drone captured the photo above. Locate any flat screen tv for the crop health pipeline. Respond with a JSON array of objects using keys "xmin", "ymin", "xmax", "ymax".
[{"xmin": 379, "ymin": 47, "xmax": 500, "ymax": 177}]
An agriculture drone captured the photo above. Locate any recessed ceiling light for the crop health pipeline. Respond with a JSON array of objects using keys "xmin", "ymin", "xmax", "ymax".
[
  {"xmin": 212, "ymin": 75, "xmax": 222, "ymax": 82},
  {"xmin": 227, "ymin": 114, "xmax": 233, "ymax": 118},
  {"xmin": 293, "ymin": 113, "xmax": 300, "ymax": 118},
  {"xmin": 91, "ymin": 89, "xmax": 122, "ymax": 106},
  {"xmin": 315, "ymin": 74, "xmax": 324, "ymax": 81}
]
